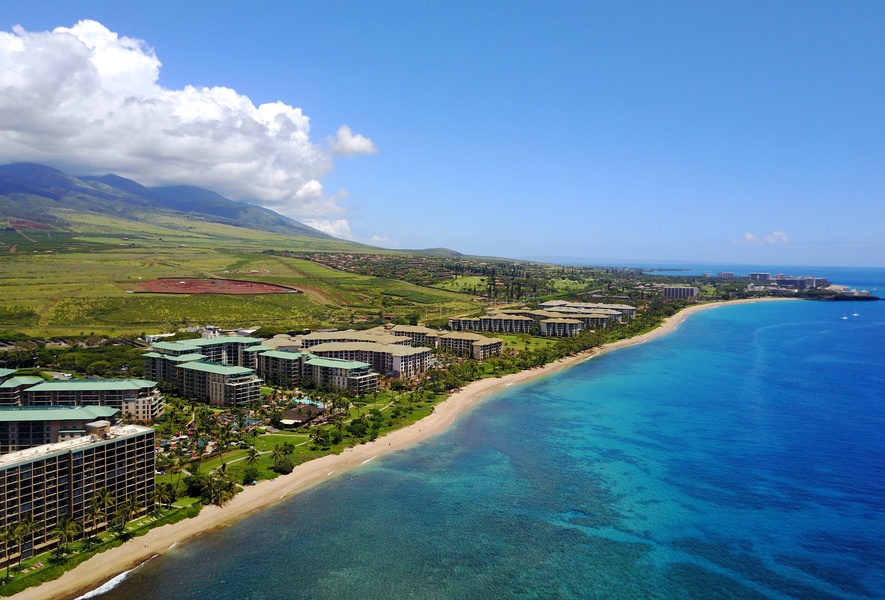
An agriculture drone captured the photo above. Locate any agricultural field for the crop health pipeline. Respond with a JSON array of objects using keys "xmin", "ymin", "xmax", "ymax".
[{"xmin": 0, "ymin": 214, "xmax": 476, "ymax": 336}]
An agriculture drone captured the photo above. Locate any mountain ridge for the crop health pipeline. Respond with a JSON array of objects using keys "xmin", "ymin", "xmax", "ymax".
[{"xmin": 0, "ymin": 162, "xmax": 333, "ymax": 239}]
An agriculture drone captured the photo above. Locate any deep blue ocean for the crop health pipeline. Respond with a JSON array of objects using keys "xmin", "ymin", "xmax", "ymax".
[{"xmin": 90, "ymin": 299, "xmax": 885, "ymax": 600}]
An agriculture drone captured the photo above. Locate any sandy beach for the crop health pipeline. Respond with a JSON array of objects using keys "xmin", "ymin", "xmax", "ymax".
[{"xmin": 15, "ymin": 297, "xmax": 790, "ymax": 600}]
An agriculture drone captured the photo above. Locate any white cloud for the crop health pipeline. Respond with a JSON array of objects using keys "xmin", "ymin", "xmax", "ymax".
[
  {"xmin": 737, "ymin": 231, "xmax": 790, "ymax": 245},
  {"xmin": 764, "ymin": 230, "xmax": 789, "ymax": 244},
  {"xmin": 370, "ymin": 234, "xmax": 389, "ymax": 242},
  {"xmin": 0, "ymin": 20, "xmax": 374, "ymax": 219},
  {"xmin": 329, "ymin": 125, "xmax": 378, "ymax": 156},
  {"xmin": 302, "ymin": 219, "xmax": 353, "ymax": 239}
]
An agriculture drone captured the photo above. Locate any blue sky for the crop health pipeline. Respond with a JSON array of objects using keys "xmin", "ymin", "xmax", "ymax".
[{"xmin": 1, "ymin": 1, "xmax": 883, "ymax": 267}]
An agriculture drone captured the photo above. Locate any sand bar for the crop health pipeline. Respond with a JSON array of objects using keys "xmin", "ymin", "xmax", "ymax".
[{"xmin": 14, "ymin": 297, "xmax": 791, "ymax": 600}]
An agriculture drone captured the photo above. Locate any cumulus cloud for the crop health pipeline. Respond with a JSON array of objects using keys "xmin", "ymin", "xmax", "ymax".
[
  {"xmin": 370, "ymin": 234, "xmax": 389, "ymax": 242},
  {"xmin": 0, "ymin": 20, "xmax": 375, "ymax": 218},
  {"xmin": 302, "ymin": 219, "xmax": 353, "ymax": 239},
  {"xmin": 329, "ymin": 125, "xmax": 378, "ymax": 156},
  {"xmin": 737, "ymin": 231, "xmax": 790, "ymax": 245}
]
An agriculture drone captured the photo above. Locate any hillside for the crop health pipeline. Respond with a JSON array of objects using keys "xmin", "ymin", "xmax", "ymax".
[{"xmin": 0, "ymin": 162, "xmax": 332, "ymax": 239}]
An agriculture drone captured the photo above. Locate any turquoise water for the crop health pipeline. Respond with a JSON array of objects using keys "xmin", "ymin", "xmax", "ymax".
[{"xmin": 93, "ymin": 300, "xmax": 885, "ymax": 599}]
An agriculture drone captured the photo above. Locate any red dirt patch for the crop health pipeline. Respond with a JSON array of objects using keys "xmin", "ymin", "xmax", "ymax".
[
  {"xmin": 9, "ymin": 220, "xmax": 54, "ymax": 230},
  {"xmin": 135, "ymin": 277, "xmax": 302, "ymax": 295}
]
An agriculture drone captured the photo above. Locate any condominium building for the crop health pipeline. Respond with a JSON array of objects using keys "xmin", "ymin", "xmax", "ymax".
[
  {"xmin": 150, "ymin": 336, "xmax": 265, "ymax": 367},
  {"xmin": 369, "ymin": 325, "xmax": 441, "ymax": 348},
  {"xmin": 537, "ymin": 301, "xmax": 636, "ymax": 320},
  {"xmin": 175, "ymin": 362, "xmax": 262, "ymax": 407},
  {"xmin": 0, "ymin": 405, "xmax": 119, "ymax": 454},
  {"xmin": 300, "ymin": 329, "xmax": 411, "ymax": 348},
  {"xmin": 437, "ymin": 332, "xmax": 504, "ymax": 360},
  {"xmin": 256, "ymin": 350, "xmax": 307, "ymax": 388},
  {"xmin": 307, "ymin": 342, "xmax": 432, "ymax": 379},
  {"xmin": 21, "ymin": 380, "xmax": 164, "ymax": 423},
  {"xmin": 303, "ymin": 356, "xmax": 379, "ymax": 395},
  {"xmin": 0, "ymin": 423, "xmax": 155, "ymax": 568},
  {"xmin": 539, "ymin": 318, "xmax": 583, "ymax": 337},
  {"xmin": 662, "ymin": 286, "xmax": 699, "ymax": 300},
  {"xmin": 0, "ymin": 376, "xmax": 44, "ymax": 406}
]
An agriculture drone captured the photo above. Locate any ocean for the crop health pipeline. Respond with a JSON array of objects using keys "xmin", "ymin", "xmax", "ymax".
[{"xmin": 91, "ymin": 299, "xmax": 885, "ymax": 600}]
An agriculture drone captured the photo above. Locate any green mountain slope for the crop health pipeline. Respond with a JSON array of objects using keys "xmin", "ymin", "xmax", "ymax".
[{"xmin": 0, "ymin": 162, "xmax": 332, "ymax": 239}]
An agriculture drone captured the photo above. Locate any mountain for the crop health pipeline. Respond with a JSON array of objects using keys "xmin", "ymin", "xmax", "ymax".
[{"xmin": 0, "ymin": 163, "xmax": 333, "ymax": 239}]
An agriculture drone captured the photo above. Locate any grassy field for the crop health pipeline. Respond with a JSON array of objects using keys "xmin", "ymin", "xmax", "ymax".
[{"xmin": 0, "ymin": 213, "xmax": 475, "ymax": 336}]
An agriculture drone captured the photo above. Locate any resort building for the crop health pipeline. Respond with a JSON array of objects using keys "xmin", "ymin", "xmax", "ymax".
[
  {"xmin": 256, "ymin": 350, "xmax": 380, "ymax": 395},
  {"xmin": 539, "ymin": 318, "xmax": 584, "ymax": 337},
  {"xmin": 0, "ymin": 375, "xmax": 44, "ymax": 407},
  {"xmin": 537, "ymin": 301, "xmax": 636, "ymax": 320},
  {"xmin": 256, "ymin": 350, "xmax": 307, "ymax": 388},
  {"xmin": 447, "ymin": 316, "xmax": 481, "ymax": 332},
  {"xmin": 306, "ymin": 342, "xmax": 431, "ymax": 379},
  {"xmin": 0, "ymin": 405, "xmax": 120, "ymax": 454},
  {"xmin": 0, "ymin": 423, "xmax": 155, "ymax": 568},
  {"xmin": 175, "ymin": 362, "xmax": 262, "ymax": 407},
  {"xmin": 21, "ymin": 380, "xmax": 164, "ymax": 423},
  {"xmin": 367, "ymin": 325, "xmax": 441, "ymax": 348},
  {"xmin": 662, "ymin": 286, "xmax": 699, "ymax": 300},
  {"xmin": 300, "ymin": 329, "xmax": 411, "ymax": 348},
  {"xmin": 303, "ymin": 356, "xmax": 379, "ymax": 395},
  {"xmin": 748, "ymin": 272, "xmax": 771, "ymax": 281},
  {"xmin": 149, "ymin": 336, "xmax": 265, "ymax": 368},
  {"xmin": 772, "ymin": 275, "xmax": 830, "ymax": 289},
  {"xmin": 437, "ymin": 332, "xmax": 504, "ymax": 360},
  {"xmin": 143, "ymin": 351, "xmax": 208, "ymax": 386}
]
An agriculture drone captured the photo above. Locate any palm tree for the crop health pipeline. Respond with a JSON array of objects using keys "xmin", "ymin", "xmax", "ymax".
[
  {"xmin": 154, "ymin": 482, "xmax": 176, "ymax": 509},
  {"xmin": 204, "ymin": 472, "xmax": 236, "ymax": 507},
  {"xmin": 1, "ymin": 524, "xmax": 20, "ymax": 581},
  {"xmin": 15, "ymin": 513, "xmax": 37, "ymax": 572},
  {"xmin": 51, "ymin": 514, "xmax": 81, "ymax": 555},
  {"xmin": 114, "ymin": 495, "xmax": 141, "ymax": 536},
  {"xmin": 245, "ymin": 446, "xmax": 259, "ymax": 467},
  {"xmin": 87, "ymin": 487, "xmax": 114, "ymax": 539},
  {"xmin": 270, "ymin": 443, "xmax": 287, "ymax": 464}
]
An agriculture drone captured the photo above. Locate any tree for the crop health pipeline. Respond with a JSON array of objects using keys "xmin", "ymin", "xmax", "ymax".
[
  {"xmin": 245, "ymin": 446, "xmax": 260, "ymax": 467},
  {"xmin": 1, "ymin": 524, "xmax": 21, "ymax": 581},
  {"xmin": 87, "ymin": 487, "xmax": 114, "ymax": 540},
  {"xmin": 114, "ymin": 495, "xmax": 142, "ymax": 536},
  {"xmin": 15, "ymin": 513, "xmax": 37, "ymax": 572},
  {"xmin": 154, "ymin": 482, "xmax": 177, "ymax": 509},
  {"xmin": 51, "ymin": 514, "xmax": 81, "ymax": 555},
  {"xmin": 203, "ymin": 469, "xmax": 236, "ymax": 507}
]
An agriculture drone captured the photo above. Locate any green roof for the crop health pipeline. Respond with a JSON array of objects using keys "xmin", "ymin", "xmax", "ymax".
[
  {"xmin": 0, "ymin": 376, "xmax": 44, "ymax": 389},
  {"xmin": 151, "ymin": 341, "xmax": 202, "ymax": 352},
  {"xmin": 305, "ymin": 356, "xmax": 371, "ymax": 370},
  {"xmin": 25, "ymin": 379, "xmax": 158, "ymax": 392},
  {"xmin": 176, "ymin": 361, "xmax": 253, "ymax": 375},
  {"xmin": 244, "ymin": 345, "xmax": 274, "ymax": 353},
  {"xmin": 0, "ymin": 405, "xmax": 119, "ymax": 422},
  {"xmin": 145, "ymin": 352, "xmax": 207, "ymax": 362},
  {"xmin": 0, "ymin": 368, "xmax": 16, "ymax": 379},
  {"xmin": 260, "ymin": 350, "xmax": 305, "ymax": 360},
  {"xmin": 188, "ymin": 336, "xmax": 265, "ymax": 346}
]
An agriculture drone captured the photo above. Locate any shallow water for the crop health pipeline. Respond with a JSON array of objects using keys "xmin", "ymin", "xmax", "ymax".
[{"xmin": 96, "ymin": 300, "xmax": 885, "ymax": 599}]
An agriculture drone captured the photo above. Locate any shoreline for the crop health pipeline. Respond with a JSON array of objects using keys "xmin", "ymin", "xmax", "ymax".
[{"xmin": 15, "ymin": 297, "xmax": 791, "ymax": 600}]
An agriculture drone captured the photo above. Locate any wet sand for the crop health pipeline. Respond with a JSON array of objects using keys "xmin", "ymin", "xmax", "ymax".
[{"xmin": 15, "ymin": 297, "xmax": 791, "ymax": 600}]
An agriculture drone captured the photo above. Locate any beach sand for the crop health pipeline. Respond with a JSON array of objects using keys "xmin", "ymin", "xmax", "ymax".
[{"xmin": 16, "ymin": 297, "xmax": 789, "ymax": 600}]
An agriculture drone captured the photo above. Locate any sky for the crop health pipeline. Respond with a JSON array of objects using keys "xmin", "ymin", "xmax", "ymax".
[{"xmin": 1, "ymin": 1, "xmax": 883, "ymax": 267}]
